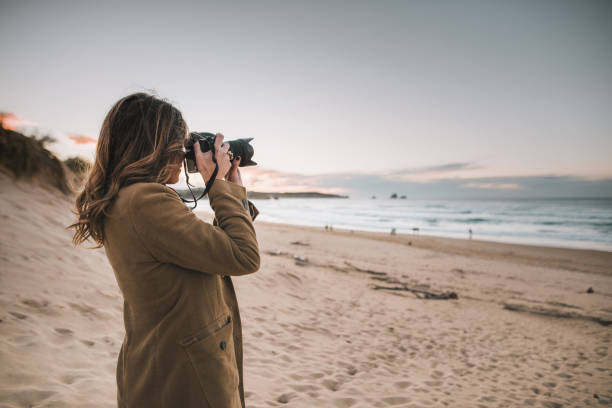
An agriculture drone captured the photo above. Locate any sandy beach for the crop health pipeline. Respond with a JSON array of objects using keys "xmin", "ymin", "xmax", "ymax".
[{"xmin": 1, "ymin": 172, "xmax": 611, "ymax": 408}]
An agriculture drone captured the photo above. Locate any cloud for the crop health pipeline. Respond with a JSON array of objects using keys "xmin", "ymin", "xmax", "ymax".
[
  {"xmin": 240, "ymin": 170, "xmax": 612, "ymax": 199},
  {"xmin": 382, "ymin": 162, "xmax": 481, "ymax": 182},
  {"xmin": 171, "ymin": 166, "xmax": 351, "ymax": 194},
  {"xmin": 462, "ymin": 182, "xmax": 523, "ymax": 190},
  {"xmin": 68, "ymin": 134, "xmax": 97, "ymax": 145},
  {"xmin": 241, "ymin": 167, "xmax": 350, "ymax": 194},
  {"xmin": 227, "ymin": 166, "xmax": 612, "ymax": 198},
  {"xmin": 0, "ymin": 112, "xmax": 39, "ymax": 130},
  {"xmin": 43, "ymin": 131, "xmax": 97, "ymax": 161},
  {"xmin": 2, "ymin": 115, "xmax": 605, "ymax": 199}
]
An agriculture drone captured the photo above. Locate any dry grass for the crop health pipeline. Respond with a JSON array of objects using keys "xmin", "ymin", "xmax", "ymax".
[{"xmin": 0, "ymin": 125, "xmax": 91, "ymax": 195}]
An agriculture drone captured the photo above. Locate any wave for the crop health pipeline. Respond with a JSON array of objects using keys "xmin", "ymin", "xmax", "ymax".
[
  {"xmin": 246, "ymin": 197, "xmax": 612, "ymax": 251},
  {"xmin": 536, "ymin": 220, "xmax": 612, "ymax": 229},
  {"xmin": 461, "ymin": 218, "xmax": 489, "ymax": 224}
]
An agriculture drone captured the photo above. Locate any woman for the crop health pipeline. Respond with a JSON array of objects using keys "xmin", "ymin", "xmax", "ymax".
[{"xmin": 68, "ymin": 92, "xmax": 260, "ymax": 408}]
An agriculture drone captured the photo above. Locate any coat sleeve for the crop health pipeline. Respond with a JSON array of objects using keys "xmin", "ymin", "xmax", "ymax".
[
  {"xmin": 127, "ymin": 180, "xmax": 260, "ymax": 276},
  {"xmin": 213, "ymin": 198, "xmax": 258, "ymax": 226},
  {"xmin": 247, "ymin": 200, "xmax": 259, "ymax": 221}
]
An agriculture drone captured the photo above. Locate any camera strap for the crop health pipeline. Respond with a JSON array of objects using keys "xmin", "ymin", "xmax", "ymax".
[
  {"xmin": 181, "ymin": 146, "xmax": 219, "ymax": 210},
  {"xmin": 203, "ymin": 146, "xmax": 219, "ymax": 196}
]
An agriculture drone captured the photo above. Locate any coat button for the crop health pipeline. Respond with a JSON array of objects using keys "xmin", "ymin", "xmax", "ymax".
[{"xmin": 219, "ymin": 340, "xmax": 227, "ymax": 350}]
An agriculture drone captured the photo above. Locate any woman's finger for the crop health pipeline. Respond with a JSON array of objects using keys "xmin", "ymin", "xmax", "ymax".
[
  {"xmin": 214, "ymin": 133, "xmax": 224, "ymax": 151},
  {"xmin": 229, "ymin": 157, "xmax": 238, "ymax": 176},
  {"xmin": 229, "ymin": 157, "xmax": 241, "ymax": 180},
  {"xmin": 194, "ymin": 140, "xmax": 211, "ymax": 164},
  {"xmin": 217, "ymin": 149, "xmax": 231, "ymax": 171},
  {"xmin": 220, "ymin": 143, "xmax": 230, "ymax": 153}
]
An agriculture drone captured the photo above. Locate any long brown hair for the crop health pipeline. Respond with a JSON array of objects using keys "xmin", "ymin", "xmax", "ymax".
[{"xmin": 68, "ymin": 92, "xmax": 187, "ymax": 247}]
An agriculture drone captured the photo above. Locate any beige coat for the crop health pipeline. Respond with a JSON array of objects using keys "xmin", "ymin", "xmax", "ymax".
[{"xmin": 103, "ymin": 179, "xmax": 260, "ymax": 408}]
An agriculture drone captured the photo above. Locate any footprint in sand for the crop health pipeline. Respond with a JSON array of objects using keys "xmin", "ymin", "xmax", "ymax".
[
  {"xmin": 102, "ymin": 335, "xmax": 116, "ymax": 345},
  {"xmin": 322, "ymin": 379, "xmax": 340, "ymax": 391},
  {"xmin": 332, "ymin": 397, "xmax": 357, "ymax": 407},
  {"xmin": 54, "ymin": 328, "xmax": 73, "ymax": 335},
  {"xmin": 22, "ymin": 298, "xmax": 61, "ymax": 316},
  {"xmin": 309, "ymin": 372, "xmax": 325, "ymax": 379},
  {"xmin": 9, "ymin": 311, "xmax": 28, "ymax": 320},
  {"xmin": 288, "ymin": 383, "xmax": 319, "ymax": 392},
  {"xmin": 346, "ymin": 367, "xmax": 358, "ymax": 376},
  {"xmin": 60, "ymin": 374, "xmax": 83, "ymax": 385},
  {"xmin": 69, "ymin": 302, "xmax": 98, "ymax": 315},
  {"xmin": 393, "ymin": 380, "xmax": 411, "ymax": 389},
  {"xmin": 22, "ymin": 299, "xmax": 49, "ymax": 308},
  {"xmin": 276, "ymin": 392, "xmax": 297, "ymax": 404},
  {"xmin": 431, "ymin": 370, "xmax": 444, "ymax": 379},
  {"xmin": 381, "ymin": 396, "xmax": 411, "ymax": 405}
]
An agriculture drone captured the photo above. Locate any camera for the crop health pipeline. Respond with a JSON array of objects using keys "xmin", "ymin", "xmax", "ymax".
[{"xmin": 184, "ymin": 132, "xmax": 256, "ymax": 173}]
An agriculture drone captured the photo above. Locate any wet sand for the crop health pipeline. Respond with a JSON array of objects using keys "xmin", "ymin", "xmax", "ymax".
[{"xmin": 1, "ymin": 172, "xmax": 611, "ymax": 407}]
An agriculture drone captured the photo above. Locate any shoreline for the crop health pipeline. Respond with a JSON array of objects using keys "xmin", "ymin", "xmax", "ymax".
[
  {"xmin": 196, "ymin": 194, "xmax": 612, "ymax": 253},
  {"xmin": 270, "ymin": 221, "xmax": 612, "ymax": 277},
  {"xmin": 197, "ymin": 210, "xmax": 612, "ymax": 277},
  {"xmin": 256, "ymin": 216, "xmax": 612, "ymax": 253}
]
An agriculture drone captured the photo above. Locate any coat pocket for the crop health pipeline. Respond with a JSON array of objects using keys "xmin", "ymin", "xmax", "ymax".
[{"xmin": 179, "ymin": 314, "xmax": 240, "ymax": 408}]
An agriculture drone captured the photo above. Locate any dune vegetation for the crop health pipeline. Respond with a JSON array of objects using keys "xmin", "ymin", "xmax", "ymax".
[{"xmin": 0, "ymin": 124, "xmax": 90, "ymax": 195}]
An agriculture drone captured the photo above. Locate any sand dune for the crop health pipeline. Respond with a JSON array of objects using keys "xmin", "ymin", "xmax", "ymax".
[{"xmin": 1, "ymin": 172, "xmax": 611, "ymax": 407}]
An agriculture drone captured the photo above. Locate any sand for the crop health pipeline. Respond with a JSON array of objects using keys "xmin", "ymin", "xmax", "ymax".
[{"xmin": 1, "ymin": 172, "xmax": 611, "ymax": 408}]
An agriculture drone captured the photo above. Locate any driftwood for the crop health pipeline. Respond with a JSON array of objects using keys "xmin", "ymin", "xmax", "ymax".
[
  {"xmin": 263, "ymin": 250, "xmax": 459, "ymax": 300},
  {"xmin": 364, "ymin": 268, "xmax": 458, "ymax": 299},
  {"xmin": 294, "ymin": 255, "xmax": 308, "ymax": 266},
  {"xmin": 371, "ymin": 284, "xmax": 459, "ymax": 300},
  {"xmin": 343, "ymin": 261, "xmax": 387, "ymax": 276},
  {"xmin": 503, "ymin": 302, "xmax": 611, "ymax": 326},
  {"xmin": 265, "ymin": 249, "xmax": 288, "ymax": 256}
]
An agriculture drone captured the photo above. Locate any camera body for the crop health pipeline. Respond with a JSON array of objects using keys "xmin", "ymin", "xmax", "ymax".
[{"xmin": 184, "ymin": 132, "xmax": 256, "ymax": 173}]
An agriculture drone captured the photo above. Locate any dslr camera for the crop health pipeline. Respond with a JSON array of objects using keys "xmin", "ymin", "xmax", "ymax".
[{"xmin": 184, "ymin": 132, "xmax": 256, "ymax": 173}]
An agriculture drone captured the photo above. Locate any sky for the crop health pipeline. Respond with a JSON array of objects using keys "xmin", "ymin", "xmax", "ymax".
[{"xmin": 1, "ymin": 0, "xmax": 611, "ymax": 198}]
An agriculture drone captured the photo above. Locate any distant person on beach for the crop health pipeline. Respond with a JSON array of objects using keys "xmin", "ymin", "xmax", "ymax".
[{"xmin": 68, "ymin": 92, "xmax": 260, "ymax": 407}]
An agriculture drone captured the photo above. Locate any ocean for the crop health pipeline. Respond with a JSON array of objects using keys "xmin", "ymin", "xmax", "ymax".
[{"xmin": 196, "ymin": 197, "xmax": 612, "ymax": 252}]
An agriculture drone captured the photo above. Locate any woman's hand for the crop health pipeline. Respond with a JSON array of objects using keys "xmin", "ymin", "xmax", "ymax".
[
  {"xmin": 225, "ymin": 156, "xmax": 244, "ymax": 187},
  {"xmin": 194, "ymin": 133, "xmax": 231, "ymax": 182}
]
